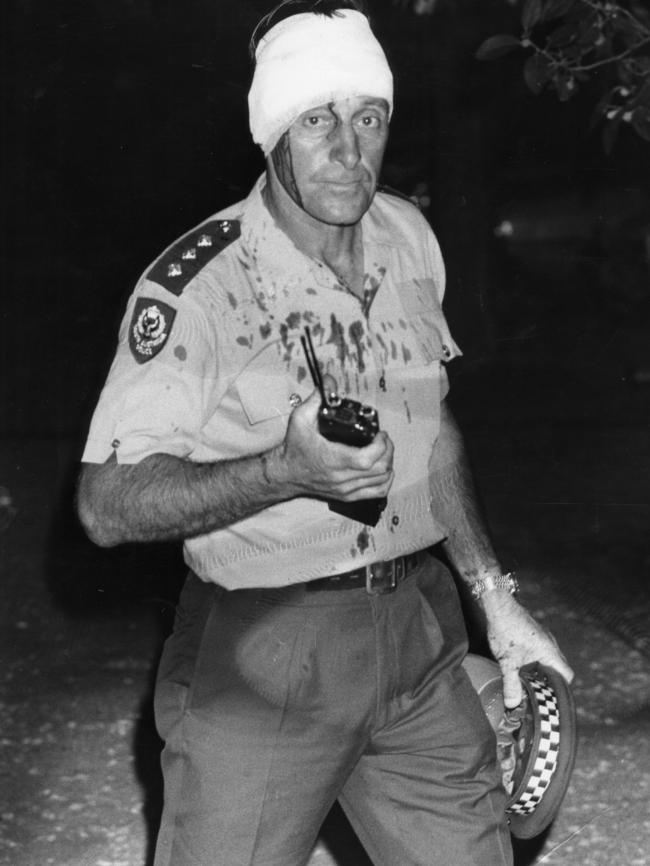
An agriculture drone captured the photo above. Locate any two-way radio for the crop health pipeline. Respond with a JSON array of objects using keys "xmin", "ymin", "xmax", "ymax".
[{"xmin": 300, "ymin": 327, "xmax": 387, "ymax": 527}]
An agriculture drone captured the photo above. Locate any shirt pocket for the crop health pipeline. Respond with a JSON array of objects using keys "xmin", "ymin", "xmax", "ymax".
[
  {"xmin": 395, "ymin": 280, "xmax": 462, "ymax": 366},
  {"xmin": 234, "ymin": 342, "xmax": 313, "ymax": 427}
]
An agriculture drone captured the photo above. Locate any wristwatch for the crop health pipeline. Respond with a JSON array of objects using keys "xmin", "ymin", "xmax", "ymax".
[{"xmin": 470, "ymin": 572, "xmax": 519, "ymax": 600}]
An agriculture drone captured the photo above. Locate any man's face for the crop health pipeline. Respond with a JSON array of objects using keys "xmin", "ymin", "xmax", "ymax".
[{"xmin": 271, "ymin": 95, "xmax": 389, "ymax": 226}]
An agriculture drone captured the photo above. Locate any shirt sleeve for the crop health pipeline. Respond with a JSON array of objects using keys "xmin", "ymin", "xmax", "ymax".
[
  {"xmin": 423, "ymin": 218, "xmax": 448, "ymax": 305},
  {"xmin": 82, "ymin": 283, "xmax": 217, "ymax": 465},
  {"xmin": 418, "ymin": 218, "xmax": 463, "ymax": 365}
]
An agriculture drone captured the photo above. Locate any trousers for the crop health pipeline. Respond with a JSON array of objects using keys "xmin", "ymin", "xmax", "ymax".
[{"xmin": 153, "ymin": 553, "xmax": 513, "ymax": 866}]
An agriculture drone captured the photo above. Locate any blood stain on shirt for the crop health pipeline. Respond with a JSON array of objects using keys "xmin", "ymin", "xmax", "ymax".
[
  {"xmin": 174, "ymin": 345, "xmax": 187, "ymax": 361},
  {"xmin": 279, "ymin": 323, "xmax": 295, "ymax": 361},
  {"xmin": 310, "ymin": 321, "xmax": 324, "ymax": 340},
  {"xmin": 349, "ymin": 321, "xmax": 366, "ymax": 373},
  {"xmin": 375, "ymin": 333, "xmax": 388, "ymax": 362},
  {"xmin": 356, "ymin": 528, "xmax": 370, "ymax": 553},
  {"xmin": 285, "ymin": 311, "xmax": 301, "ymax": 330},
  {"xmin": 227, "ymin": 292, "xmax": 238, "ymax": 310},
  {"xmin": 327, "ymin": 314, "xmax": 350, "ymax": 367}
]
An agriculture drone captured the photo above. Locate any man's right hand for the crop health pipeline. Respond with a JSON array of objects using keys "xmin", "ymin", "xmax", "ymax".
[
  {"xmin": 276, "ymin": 388, "xmax": 395, "ymax": 503},
  {"xmin": 78, "ymin": 386, "xmax": 394, "ymax": 548}
]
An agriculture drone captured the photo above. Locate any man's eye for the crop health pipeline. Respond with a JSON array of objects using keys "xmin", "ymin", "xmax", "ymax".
[
  {"xmin": 304, "ymin": 115, "xmax": 328, "ymax": 127},
  {"xmin": 358, "ymin": 115, "xmax": 381, "ymax": 128}
]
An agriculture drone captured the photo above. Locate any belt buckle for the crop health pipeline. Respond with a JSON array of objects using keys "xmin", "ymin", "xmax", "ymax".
[{"xmin": 365, "ymin": 558, "xmax": 401, "ymax": 595}]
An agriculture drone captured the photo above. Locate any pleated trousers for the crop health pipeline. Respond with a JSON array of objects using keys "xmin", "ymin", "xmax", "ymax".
[{"xmin": 153, "ymin": 554, "xmax": 513, "ymax": 866}]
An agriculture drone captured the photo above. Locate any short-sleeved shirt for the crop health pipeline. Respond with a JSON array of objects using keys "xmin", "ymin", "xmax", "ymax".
[{"xmin": 82, "ymin": 176, "xmax": 461, "ymax": 589}]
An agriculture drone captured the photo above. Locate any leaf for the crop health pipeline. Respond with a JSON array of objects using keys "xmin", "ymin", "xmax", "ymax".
[
  {"xmin": 632, "ymin": 109, "xmax": 650, "ymax": 142},
  {"xmin": 547, "ymin": 21, "xmax": 578, "ymax": 49},
  {"xmin": 589, "ymin": 95, "xmax": 611, "ymax": 133},
  {"xmin": 610, "ymin": 15, "xmax": 644, "ymax": 42},
  {"xmin": 618, "ymin": 59, "xmax": 636, "ymax": 86},
  {"xmin": 592, "ymin": 87, "xmax": 616, "ymax": 119},
  {"xmin": 576, "ymin": 14, "xmax": 601, "ymax": 48},
  {"xmin": 523, "ymin": 53, "xmax": 553, "ymax": 94},
  {"xmin": 475, "ymin": 34, "xmax": 522, "ymax": 61},
  {"xmin": 544, "ymin": 0, "xmax": 578, "ymax": 20},
  {"xmin": 636, "ymin": 80, "xmax": 650, "ymax": 104},
  {"xmin": 522, "ymin": 0, "xmax": 543, "ymax": 33},
  {"xmin": 556, "ymin": 73, "xmax": 578, "ymax": 101}
]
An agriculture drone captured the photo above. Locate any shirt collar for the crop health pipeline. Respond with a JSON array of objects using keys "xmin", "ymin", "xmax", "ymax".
[{"xmin": 239, "ymin": 174, "xmax": 390, "ymax": 308}]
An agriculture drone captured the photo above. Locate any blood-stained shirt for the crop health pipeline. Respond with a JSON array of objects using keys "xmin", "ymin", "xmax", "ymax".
[{"xmin": 82, "ymin": 175, "xmax": 461, "ymax": 589}]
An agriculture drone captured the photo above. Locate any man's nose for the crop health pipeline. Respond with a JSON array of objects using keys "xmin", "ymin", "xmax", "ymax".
[{"xmin": 329, "ymin": 123, "xmax": 361, "ymax": 170}]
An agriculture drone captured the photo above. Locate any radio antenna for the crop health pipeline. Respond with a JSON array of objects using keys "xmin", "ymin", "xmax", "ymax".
[{"xmin": 300, "ymin": 327, "xmax": 326, "ymax": 402}]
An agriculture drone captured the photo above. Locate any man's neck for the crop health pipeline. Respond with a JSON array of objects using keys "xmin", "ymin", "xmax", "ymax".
[{"xmin": 262, "ymin": 169, "xmax": 364, "ymax": 293}]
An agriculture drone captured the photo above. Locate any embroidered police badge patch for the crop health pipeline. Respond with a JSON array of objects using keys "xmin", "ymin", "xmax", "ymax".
[{"xmin": 129, "ymin": 297, "xmax": 177, "ymax": 364}]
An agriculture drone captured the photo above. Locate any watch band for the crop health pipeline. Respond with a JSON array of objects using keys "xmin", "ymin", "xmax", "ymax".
[{"xmin": 471, "ymin": 572, "xmax": 519, "ymax": 600}]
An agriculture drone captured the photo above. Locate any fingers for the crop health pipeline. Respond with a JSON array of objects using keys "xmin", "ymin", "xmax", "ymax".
[
  {"xmin": 333, "ymin": 468, "xmax": 395, "ymax": 501},
  {"xmin": 289, "ymin": 388, "xmax": 325, "ymax": 434},
  {"xmin": 334, "ymin": 432, "xmax": 393, "ymax": 485},
  {"xmin": 321, "ymin": 373, "xmax": 338, "ymax": 401},
  {"xmin": 501, "ymin": 667, "xmax": 524, "ymax": 710},
  {"xmin": 529, "ymin": 627, "xmax": 575, "ymax": 685},
  {"xmin": 285, "ymin": 386, "xmax": 394, "ymax": 499},
  {"xmin": 538, "ymin": 651, "xmax": 575, "ymax": 685},
  {"xmin": 496, "ymin": 636, "xmax": 574, "ymax": 709}
]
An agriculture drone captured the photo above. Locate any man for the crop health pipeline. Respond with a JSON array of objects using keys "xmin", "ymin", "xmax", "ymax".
[{"xmin": 77, "ymin": 3, "xmax": 574, "ymax": 865}]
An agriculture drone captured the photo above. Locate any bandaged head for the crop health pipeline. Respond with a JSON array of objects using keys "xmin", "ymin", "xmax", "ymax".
[{"xmin": 248, "ymin": 9, "xmax": 394, "ymax": 156}]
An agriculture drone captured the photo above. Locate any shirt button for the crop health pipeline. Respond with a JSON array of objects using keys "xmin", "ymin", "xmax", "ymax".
[
  {"xmin": 391, "ymin": 515, "xmax": 400, "ymax": 526},
  {"xmin": 288, "ymin": 393, "xmax": 302, "ymax": 408},
  {"xmin": 442, "ymin": 344, "xmax": 451, "ymax": 358}
]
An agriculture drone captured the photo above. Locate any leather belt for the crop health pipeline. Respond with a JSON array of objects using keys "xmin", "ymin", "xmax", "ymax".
[{"xmin": 306, "ymin": 551, "xmax": 425, "ymax": 595}]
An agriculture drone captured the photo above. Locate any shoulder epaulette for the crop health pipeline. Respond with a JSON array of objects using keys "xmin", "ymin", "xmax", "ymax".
[
  {"xmin": 147, "ymin": 218, "xmax": 241, "ymax": 295},
  {"xmin": 377, "ymin": 185, "xmax": 421, "ymax": 210}
]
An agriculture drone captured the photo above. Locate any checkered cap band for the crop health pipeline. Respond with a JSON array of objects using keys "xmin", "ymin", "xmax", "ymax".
[{"xmin": 507, "ymin": 678, "xmax": 561, "ymax": 816}]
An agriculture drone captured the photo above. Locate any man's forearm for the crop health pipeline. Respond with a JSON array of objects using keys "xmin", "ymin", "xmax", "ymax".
[
  {"xmin": 430, "ymin": 403, "xmax": 502, "ymax": 587},
  {"xmin": 77, "ymin": 448, "xmax": 290, "ymax": 547},
  {"xmin": 78, "ymin": 388, "xmax": 395, "ymax": 549},
  {"xmin": 431, "ymin": 403, "xmax": 575, "ymax": 696}
]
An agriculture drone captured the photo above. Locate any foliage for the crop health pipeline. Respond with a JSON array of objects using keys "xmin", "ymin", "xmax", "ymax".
[
  {"xmin": 394, "ymin": 0, "xmax": 650, "ymax": 151},
  {"xmin": 475, "ymin": 1, "xmax": 650, "ymax": 152}
]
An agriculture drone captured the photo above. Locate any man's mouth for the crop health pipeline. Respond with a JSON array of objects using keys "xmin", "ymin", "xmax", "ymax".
[{"xmin": 322, "ymin": 179, "xmax": 365, "ymax": 190}]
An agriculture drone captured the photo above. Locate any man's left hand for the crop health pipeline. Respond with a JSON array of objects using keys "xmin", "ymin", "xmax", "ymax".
[{"xmin": 482, "ymin": 591, "xmax": 575, "ymax": 709}]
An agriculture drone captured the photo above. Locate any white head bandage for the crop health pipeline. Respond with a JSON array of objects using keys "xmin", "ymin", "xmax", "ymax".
[{"xmin": 248, "ymin": 9, "xmax": 393, "ymax": 156}]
